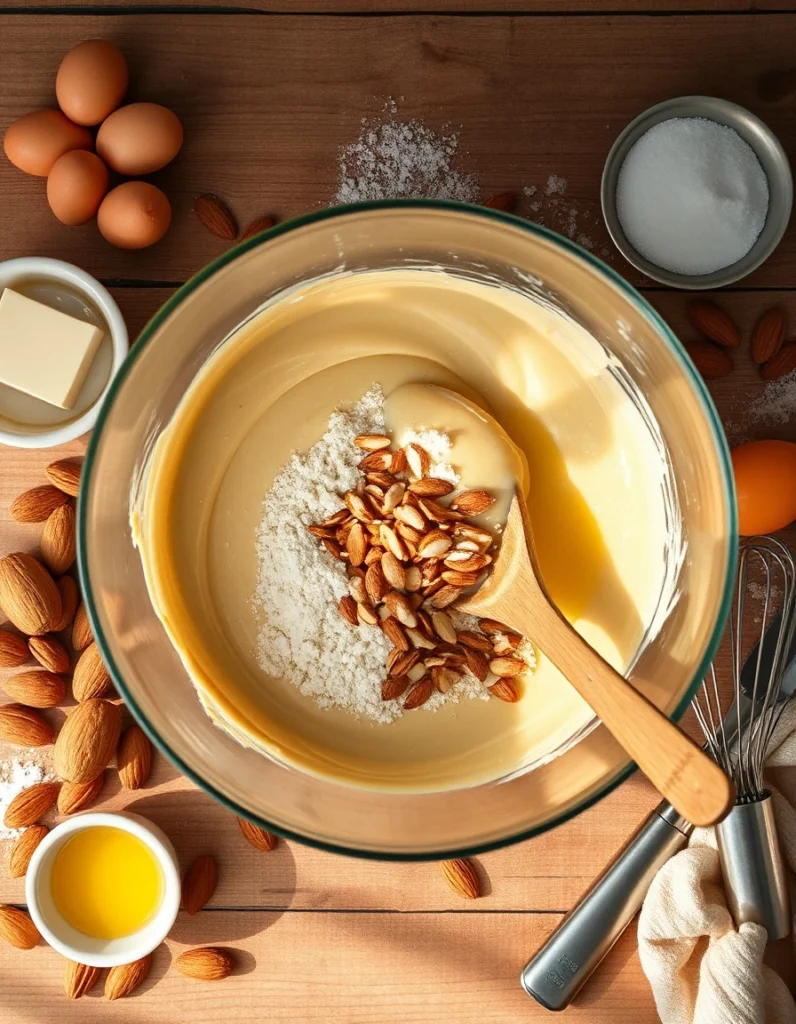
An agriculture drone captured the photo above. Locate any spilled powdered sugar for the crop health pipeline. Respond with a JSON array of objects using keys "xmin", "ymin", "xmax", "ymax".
[
  {"xmin": 0, "ymin": 757, "xmax": 51, "ymax": 842},
  {"xmin": 253, "ymin": 385, "xmax": 488, "ymax": 723}
]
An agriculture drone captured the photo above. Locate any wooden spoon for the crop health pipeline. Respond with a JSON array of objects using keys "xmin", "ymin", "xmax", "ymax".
[{"xmin": 458, "ymin": 492, "xmax": 734, "ymax": 826}]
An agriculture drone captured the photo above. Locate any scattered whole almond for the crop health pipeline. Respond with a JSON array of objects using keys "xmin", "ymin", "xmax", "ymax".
[
  {"xmin": 687, "ymin": 300, "xmax": 740, "ymax": 349},
  {"xmin": 117, "ymin": 723, "xmax": 152, "ymax": 789},
  {"xmin": 45, "ymin": 459, "xmax": 82, "ymax": 498},
  {"xmin": 65, "ymin": 959, "xmax": 101, "ymax": 999},
  {"xmin": 182, "ymin": 854, "xmax": 218, "ymax": 915},
  {"xmin": 3, "ymin": 669, "xmax": 65, "ymax": 708},
  {"xmin": 9, "ymin": 824, "xmax": 48, "ymax": 878},
  {"xmin": 0, "ymin": 904, "xmax": 40, "ymax": 949},
  {"xmin": 10, "ymin": 485, "xmax": 70, "ymax": 523},
  {"xmin": 4, "ymin": 780, "xmax": 60, "ymax": 829},
  {"xmin": 176, "ymin": 946, "xmax": 235, "ymax": 981},
  {"xmin": 54, "ymin": 575, "xmax": 79, "ymax": 632},
  {"xmin": 0, "ymin": 703, "xmax": 54, "ymax": 746},
  {"xmin": 761, "ymin": 342, "xmax": 796, "ymax": 382},
  {"xmin": 237, "ymin": 816, "xmax": 277, "ymax": 852},
  {"xmin": 684, "ymin": 341, "xmax": 733, "ymax": 380},
  {"xmin": 40, "ymin": 502, "xmax": 76, "ymax": 575},
  {"xmin": 71, "ymin": 601, "xmax": 93, "ymax": 652},
  {"xmin": 0, "ymin": 552, "xmax": 62, "ymax": 635},
  {"xmin": 54, "ymin": 698, "xmax": 122, "ymax": 783},
  {"xmin": 240, "ymin": 215, "xmax": 275, "ymax": 241},
  {"xmin": 72, "ymin": 641, "xmax": 111, "ymax": 701},
  {"xmin": 105, "ymin": 953, "xmax": 152, "ymax": 1000},
  {"xmin": 751, "ymin": 307, "xmax": 787, "ymax": 364},
  {"xmin": 194, "ymin": 193, "xmax": 237, "ymax": 240},
  {"xmin": 28, "ymin": 634, "xmax": 70, "ymax": 674},
  {"xmin": 440, "ymin": 858, "xmax": 481, "ymax": 899},
  {"xmin": 0, "ymin": 628, "xmax": 29, "ymax": 668},
  {"xmin": 58, "ymin": 774, "xmax": 104, "ymax": 815}
]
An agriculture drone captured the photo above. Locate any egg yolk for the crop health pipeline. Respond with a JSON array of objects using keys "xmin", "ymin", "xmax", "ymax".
[{"xmin": 731, "ymin": 440, "xmax": 796, "ymax": 536}]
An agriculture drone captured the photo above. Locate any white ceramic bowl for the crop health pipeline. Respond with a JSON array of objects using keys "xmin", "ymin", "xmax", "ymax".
[
  {"xmin": 26, "ymin": 811, "xmax": 181, "ymax": 967},
  {"xmin": 0, "ymin": 257, "xmax": 128, "ymax": 448}
]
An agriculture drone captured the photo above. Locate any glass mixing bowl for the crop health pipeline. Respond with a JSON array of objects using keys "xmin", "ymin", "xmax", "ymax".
[{"xmin": 79, "ymin": 201, "xmax": 736, "ymax": 859}]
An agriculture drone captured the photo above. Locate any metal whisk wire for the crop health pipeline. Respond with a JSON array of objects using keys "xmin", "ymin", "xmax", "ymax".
[{"xmin": 692, "ymin": 536, "xmax": 796, "ymax": 804}]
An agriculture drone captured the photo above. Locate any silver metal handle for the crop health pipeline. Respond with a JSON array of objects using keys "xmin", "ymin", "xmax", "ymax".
[{"xmin": 521, "ymin": 801, "xmax": 691, "ymax": 1010}]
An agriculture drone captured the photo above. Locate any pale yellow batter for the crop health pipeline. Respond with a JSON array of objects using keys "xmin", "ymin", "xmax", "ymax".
[{"xmin": 137, "ymin": 268, "xmax": 671, "ymax": 792}]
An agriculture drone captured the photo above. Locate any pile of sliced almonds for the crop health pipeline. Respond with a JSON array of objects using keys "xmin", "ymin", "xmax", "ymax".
[{"xmin": 307, "ymin": 434, "xmax": 534, "ymax": 708}]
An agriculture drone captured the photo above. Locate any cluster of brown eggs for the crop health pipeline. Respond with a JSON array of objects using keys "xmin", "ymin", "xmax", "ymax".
[{"xmin": 2, "ymin": 40, "xmax": 182, "ymax": 249}]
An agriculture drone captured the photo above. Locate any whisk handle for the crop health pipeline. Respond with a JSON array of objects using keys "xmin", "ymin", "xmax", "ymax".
[{"xmin": 521, "ymin": 801, "xmax": 691, "ymax": 1010}]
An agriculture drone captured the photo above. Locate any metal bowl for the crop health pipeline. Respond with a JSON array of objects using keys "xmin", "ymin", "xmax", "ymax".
[{"xmin": 601, "ymin": 96, "xmax": 792, "ymax": 289}]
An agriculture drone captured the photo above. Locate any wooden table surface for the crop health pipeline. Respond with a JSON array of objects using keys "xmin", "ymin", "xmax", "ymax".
[{"xmin": 1, "ymin": 2, "xmax": 796, "ymax": 1021}]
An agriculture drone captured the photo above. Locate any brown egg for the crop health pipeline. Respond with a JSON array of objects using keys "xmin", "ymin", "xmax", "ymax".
[
  {"xmin": 47, "ymin": 150, "xmax": 109, "ymax": 226},
  {"xmin": 56, "ymin": 40, "xmax": 129, "ymax": 127},
  {"xmin": 3, "ymin": 110, "xmax": 92, "ymax": 177},
  {"xmin": 96, "ymin": 103, "xmax": 183, "ymax": 176},
  {"xmin": 97, "ymin": 181, "xmax": 172, "ymax": 249}
]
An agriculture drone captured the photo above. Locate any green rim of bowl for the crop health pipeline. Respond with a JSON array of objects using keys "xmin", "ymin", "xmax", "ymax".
[{"xmin": 78, "ymin": 199, "xmax": 738, "ymax": 862}]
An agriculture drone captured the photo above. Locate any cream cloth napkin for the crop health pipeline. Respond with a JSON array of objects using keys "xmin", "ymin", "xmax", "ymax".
[{"xmin": 638, "ymin": 700, "xmax": 796, "ymax": 1024}]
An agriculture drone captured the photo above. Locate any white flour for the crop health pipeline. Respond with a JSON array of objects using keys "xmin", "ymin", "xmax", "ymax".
[
  {"xmin": 0, "ymin": 757, "xmax": 50, "ymax": 841},
  {"xmin": 746, "ymin": 369, "xmax": 796, "ymax": 428},
  {"xmin": 253, "ymin": 386, "xmax": 487, "ymax": 722}
]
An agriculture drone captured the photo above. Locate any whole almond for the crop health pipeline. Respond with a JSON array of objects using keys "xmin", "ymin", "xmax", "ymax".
[
  {"xmin": 58, "ymin": 774, "xmax": 104, "ymax": 815},
  {"xmin": 489, "ymin": 677, "xmax": 521, "ymax": 702},
  {"xmin": 0, "ymin": 704, "xmax": 54, "ymax": 746},
  {"xmin": 0, "ymin": 629, "xmax": 29, "ymax": 667},
  {"xmin": 449, "ymin": 490, "xmax": 496, "ymax": 516},
  {"xmin": 54, "ymin": 698, "xmax": 122, "ymax": 783},
  {"xmin": 71, "ymin": 601, "xmax": 93, "ymax": 651},
  {"xmin": 9, "ymin": 824, "xmax": 48, "ymax": 878},
  {"xmin": 464, "ymin": 646, "xmax": 489, "ymax": 681},
  {"xmin": 489, "ymin": 656, "xmax": 525, "ymax": 677},
  {"xmin": 54, "ymin": 575, "xmax": 79, "ymax": 632},
  {"xmin": 117, "ymin": 724, "xmax": 152, "ymax": 789},
  {"xmin": 72, "ymin": 641, "xmax": 111, "ymax": 701},
  {"xmin": 684, "ymin": 341, "xmax": 733, "ymax": 379},
  {"xmin": 45, "ymin": 459, "xmax": 82, "ymax": 498},
  {"xmin": 10, "ymin": 485, "xmax": 69, "ymax": 523},
  {"xmin": 237, "ymin": 817, "xmax": 278, "ymax": 851},
  {"xmin": 3, "ymin": 670, "xmax": 65, "ymax": 708},
  {"xmin": 409, "ymin": 478, "xmax": 455, "ymax": 497},
  {"xmin": 0, "ymin": 552, "xmax": 62, "ymax": 636},
  {"xmin": 440, "ymin": 858, "xmax": 480, "ymax": 899},
  {"xmin": 4, "ymin": 781, "xmax": 60, "ymax": 828},
  {"xmin": 687, "ymin": 300, "xmax": 741, "ymax": 349},
  {"xmin": 354, "ymin": 433, "xmax": 391, "ymax": 451},
  {"xmin": 338, "ymin": 595, "xmax": 358, "ymax": 626},
  {"xmin": 194, "ymin": 193, "xmax": 237, "ymax": 240},
  {"xmin": 28, "ymin": 634, "xmax": 70, "ymax": 674},
  {"xmin": 182, "ymin": 855, "xmax": 218, "ymax": 915},
  {"xmin": 65, "ymin": 960, "xmax": 100, "ymax": 999},
  {"xmin": 404, "ymin": 677, "xmax": 433, "ymax": 709},
  {"xmin": 0, "ymin": 905, "xmax": 40, "ymax": 949},
  {"xmin": 751, "ymin": 307, "xmax": 787, "ymax": 364},
  {"xmin": 761, "ymin": 343, "xmax": 796, "ymax": 381},
  {"xmin": 105, "ymin": 954, "xmax": 152, "ymax": 999},
  {"xmin": 240, "ymin": 215, "xmax": 275, "ymax": 241},
  {"xmin": 482, "ymin": 191, "xmax": 517, "ymax": 212},
  {"xmin": 176, "ymin": 946, "xmax": 234, "ymax": 981},
  {"xmin": 41, "ymin": 503, "xmax": 76, "ymax": 575}
]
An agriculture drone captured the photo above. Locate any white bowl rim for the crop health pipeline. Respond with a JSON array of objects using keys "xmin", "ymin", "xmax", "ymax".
[
  {"xmin": 25, "ymin": 810, "xmax": 181, "ymax": 967},
  {"xmin": 0, "ymin": 257, "xmax": 128, "ymax": 449}
]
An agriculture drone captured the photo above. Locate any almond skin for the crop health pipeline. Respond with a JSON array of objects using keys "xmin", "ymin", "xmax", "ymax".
[
  {"xmin": 28, "ymin": 635, "xmax": 70, "ymax": 674},
  {"xmin": 54, "ymin": 698, "xmax": 122, "ymax": 783},
  {"xmin": 0, "ymin": 629, "xmax": 29, "ymax": 668},
  {"xmin": 71, "ymin": 601, "xmax": 93, "ymax": 651},
  {"xmin": 751, "ymin": 307, "xmax": 787, "ymax": 364},
  {"xmin": 65, "ymin": 959, "xmax": 101, "ymax": 999},
  {"xmin": 58, "ymin": 774, "xmax": 104, "ymax": 815},
  {"xmin": 0, "ymin": 704, "xmax": 54, "ymax": 746},
  {"xmin": 194, "ymin": 193, "xmax": 237, "ymax": 240},
  {"xmin": 3, "ymin": 670, "xmax": 66, "ymax": 708},
  {"xmin": 54, "ymin": 575, "xmax": 79, "ymax": 632},
  {"xmin": 9, "ymin": 824, "xmax": 48, "ymax": 878},
  {"xmin": 489, "ymin": 677, "xmax": 521, "ymax": 703},
  {"xmin": 761, "ymin": 342, "xmax": 796, "ymax": 381},
  {"xmin": 4, "ymin": 780, "xmax": 60, "ymax": 828},
  {"xmin": 45, "ymin": 459, "xmax": 82, "ymax": 498},
  {"xmin": 117, "ymin": 724, "xmax": 152, "ymax": 789},
  {"xmin": 687, "ymin": 300, "xmax": 741, "ymax": 349},
  {"xmin": 176, "ymin": 946, "xmax": 234, "ymax": 981},
  {"xmin": 685, "ymin": 341, "xmax": 733, "ymax": 379},
  {"xmin": 41, "ymin": 503, "xmax": 76, "ymax": 575},
  {"xmin": 105, "ymin": 954, "xmax": 152, "ymax": 999},
  {"xmin": 0, "ymin": 905, "xmax": 40, "ymax": 949},
  {"xmin": 449, "ymin": 490, "xmax": 496, "ymax": 516},
  {"xmin": 440, "ymin": 858, "xmax": 481, "ymax": 899},
  {"xmin": 72, "ymin": 641, "xmax": 111, "ymax": 701},
  {"xmin": 10, "ymin": 485, "xmax": 69, "ymax": 523},
  {"xmin": 182, "ymin": 855, "xmax": 218, "ymax": 915},
  {"xmin": 0, "ymin": 552, "xmax": 62, "ymax": 636},
  {"xmin": 239, "ymin": 215, "xmax": 275, "ymax": 241},
  {"xmin": 237, "ymin": 817, "xmax": 278, "ymax": 851}
]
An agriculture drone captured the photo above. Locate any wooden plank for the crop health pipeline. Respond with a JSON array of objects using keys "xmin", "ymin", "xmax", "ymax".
[
  {"xmin": 0, "ymin": 15, "xmax": 795, "ymax": 284},
  {"xmin": 0, "ymin": 0, "xmax": 759, "ymax": 10},
  {"xmin": 0, "ymin": 909, "xmax": 658, "ymax": 1023}
]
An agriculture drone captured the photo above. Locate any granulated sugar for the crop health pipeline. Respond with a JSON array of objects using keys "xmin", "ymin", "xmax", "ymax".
[
  {"xmin": 0, "ymin": 757, "xmax": 50, "ymax": 841},
  {"xmin": 745, "ymin": 369, "xmax": 796, "ymax": 428},
  {"xmin": 616, "ymin": 117, "xmax": 769, "ymax": 276},
  {"xmin": 253, "ymin": 386, "xmax": 487, "ymax": 722},
  {"xmin": 334, "ymin": 111, "xmax": 479, "ymax": 204}
]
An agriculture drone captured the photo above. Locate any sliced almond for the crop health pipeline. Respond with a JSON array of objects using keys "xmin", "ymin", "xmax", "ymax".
[
  {"xmin": 390, "ymin": 448, "xmax": 408, "ymax": 474},
  {"xmin": 423, "ymin": 578, "xmax": 445, "ymax": 599},
  {"xmin": 404, "ymin": 677, "xmax": 433, "ymax": 709},
  {"xmin": 367, "ymin": 471, "xmax": 398, "ymax": 489},
  {"xmin": 307, "ymin": 524, "xmax": 335, "ymax": 539},
  {"xmin": 417, "ymin": 498, "xmax": 463, "ymax": 524},
  {"xmin": 344, "ymin": 491, "xmax": 374, "ymax": 523},
  {"xmin": 382, "ymin": 482, "xmax": 405, "ymax": 513},
  {"xmin": 453, "ymin": 523, "xmax": 494, "ymax": 545},
  {"xmin": 409, "ymin": 478, "xmax": 455, "ymax": 497},
  {"xmin": 336, "ymin": 520, "xmax": 354, "ymax": 546},
  {"xmin": 416, "ymin": 609, "xmax": 436, "ymax": 638},
  {"xmin": 427, "ymin": 584, "xmax": 463, "ymax": 609},
  {"xmin": 432, "ymin": 666, "xmax": 461, "ymax": 694},
  {"xmin": 338, "ymin": 595, "xmax": 359, "ymax": 626},
  {"xmin": 489, "ymin": 656, "xmax": 525, "ymax": 677},
  {"xmin": 385, "ymin": 591, "xmax": 418, "ymax": 628},
  {"xmin": 404, "ymin": 566, "xmax": 422, "ymax": 591},
  {"xmin": 346, "ymin": 522, "xmax": 368, "ymax": 567},
  {"xmin": 431, "ymin": 611, "xmax": 457, "ymax": 644},
  {"xmin": 354, "ymin": 434, "xmax": 391, "ymax": 451},
  {"xmin": 464, "ymin": 646, "xmax": 489, "ymax": 681},
  {"xmin": 393, "ymin": 505, "xmax": 425, "ymax": 531},
  {"xmin": 421, "ymin": 558, "xmax": 443, "ymax": 582},
  {"xmin": 406, "ymin": 627, "xmax": 436, "ymax": 650},
  {"xmin": 490, "ymin": 678, "xmax": 521, "ymax": 702},
  {"xmin": 322, "ymin": 538, "xmax": 343, "ymax": 560},
  {"xmin": 358, "ymin": 451, "xmax": 392, "ymax": 472},
  {"xmin": 407, "ymin": 661, "xmax": 427, "ymax": 682},
  {"xmin": 364, "ymin": 484, "xmax": 384, "ymax": 501},
  {"xmin": 381, "ymin": 616, "xmax": 410, "ymax": 651},
  {"xmin": 381, "ymin": 675, "xmax": 410, "ymax": 701},
  {"xmin": 450, "ymin": 490, "xmax": 495, "ymax": 516},
  {"xmin": 458, "ymin": 631, "xmax": 493, "ymax": 653},
  {"xmin": 479, "ymin": 617, "xmax": 510, "ymax": 636},
  {"xmin": 364, "ymin": 547, "xmax": 382, "ymax": 566},
  {"xmin": 379, "ymin": 524, "xmax": 409, "ymax": 561},
  {"xmin": 357, "ymin": 603, "xmax": 379, "ymax": 626},
  {"xmin": 319, "ymin": 508, "xmax": 350, "ymax": 528},
  {"xmin": 365, "ymin": 561, "xmax": 388, "ymax": 603},
  {"xmin": 405, "ymin": 443, "xmax": 431, "ymax": 479},
  {"xmin": 444, "ymin": 553, "xmax": 491, "ymax": 573},
  {"xmin": 441, "ymin": 570, "xmax": 480, "ymax": 587},
  {"xmin": 348, "ymin": 575, "xmax": 367, "ymax": 604},
  {"xmin": 418, "ymin": 530, "xmax": 452, "ymax": 558},
  {"xmin": 390, "ymin": 649, "xmax": 421, "ymax": 676},
  {"xmin": 493, "ymin": 633, "xmax": 522, "ymax": 655},
  {"xmin": 381, "ymin": 551, "xmax": 406, "ymax": 589}
]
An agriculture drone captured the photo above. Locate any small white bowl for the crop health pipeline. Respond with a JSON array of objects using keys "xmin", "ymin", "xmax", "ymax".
[
  {"xmin": 26, "ymin": 811, "xmax": 181, "ymax": 968},
  {"xmin": 0, "ymin": 257, "xmax": 128, "ymax": 449}
]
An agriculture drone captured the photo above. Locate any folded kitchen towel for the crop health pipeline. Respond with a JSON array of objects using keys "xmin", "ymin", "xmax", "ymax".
[{"xmin": 638, "ymin": 700, "xmax": 796, "ymax": 1024}]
